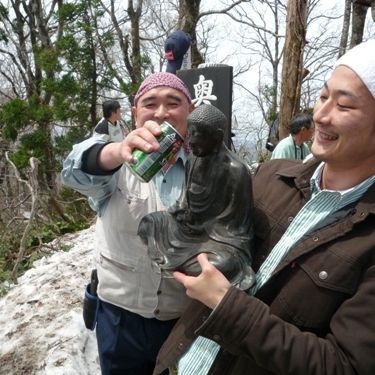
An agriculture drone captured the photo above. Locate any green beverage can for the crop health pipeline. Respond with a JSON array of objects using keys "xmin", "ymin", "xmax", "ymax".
[{"xmin": 127, "ymin": 121, "xmax": 184, "ymax": 182}]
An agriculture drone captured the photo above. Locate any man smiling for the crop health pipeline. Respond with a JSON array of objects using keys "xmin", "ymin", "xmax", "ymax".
[
  {"xmin": 312, "ymin": 65, "xmax": 375, "ymax": 189},
  {"xmin": 153, "ymin": 39, "xmax": 375, "ymax": 375},
  {"xmin": 62, "ymin": 72, "xmax": 195, "ymax": 375}
]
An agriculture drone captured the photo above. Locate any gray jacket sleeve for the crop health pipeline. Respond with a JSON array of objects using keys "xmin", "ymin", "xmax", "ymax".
[{"xmin": 60, "ymin": 136, "xmax": 119, "ymax": 215}]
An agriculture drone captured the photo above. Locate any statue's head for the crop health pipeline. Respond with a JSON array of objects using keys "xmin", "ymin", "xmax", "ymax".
[{"xmin": 187, "ymin": 104, "xmax": 227, "ymax": 157}]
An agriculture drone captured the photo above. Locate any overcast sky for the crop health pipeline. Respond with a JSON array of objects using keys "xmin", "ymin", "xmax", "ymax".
[{"xmin": 195, "ymin": 0, "xmax": 375, "ymax": 156}]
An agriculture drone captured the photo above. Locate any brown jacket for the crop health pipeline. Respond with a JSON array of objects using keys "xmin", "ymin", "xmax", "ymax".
[{"xmin": 154, "ymin": 159, "xmax": 375, "ymax": 375}]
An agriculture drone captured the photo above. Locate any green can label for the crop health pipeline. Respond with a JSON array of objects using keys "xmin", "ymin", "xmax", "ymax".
[{"xmin": 127, "ymin": 121, "xmax": 184, "ymax": 182}]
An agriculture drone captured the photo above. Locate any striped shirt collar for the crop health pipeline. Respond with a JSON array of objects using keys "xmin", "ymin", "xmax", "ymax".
[{"xmin": 311, "ymin": 161, "xmax": 375, "ymax": 197}]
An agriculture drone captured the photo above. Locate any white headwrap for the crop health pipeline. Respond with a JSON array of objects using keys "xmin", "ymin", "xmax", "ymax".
[{"xmin": 334, "ymin": 39, "xmax": 375, "ymax": 99}]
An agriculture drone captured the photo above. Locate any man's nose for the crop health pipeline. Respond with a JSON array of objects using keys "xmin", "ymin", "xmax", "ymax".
[
  {"xmin": 313, "ymin": 101, "xmax": 331, "ymax": 125},
  {"xmin": 154, "ymin": 104, "xmax": 169, "ymax": 119}
]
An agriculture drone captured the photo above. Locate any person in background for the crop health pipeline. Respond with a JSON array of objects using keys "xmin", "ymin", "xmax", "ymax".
[
  {"xmin": 61, "ymin": 72, "xmax": 194, "ymax": 375},
  {"xmin": 271, "ymin": 112, "xmax": 314, "ymax": 160},
  {"xmin": 94, "ymin": 99, "xmax": 125, "ymax": 142},
  {"xmin": 153, "ymin": 39, "xmax": 375, "ymax": 375}
]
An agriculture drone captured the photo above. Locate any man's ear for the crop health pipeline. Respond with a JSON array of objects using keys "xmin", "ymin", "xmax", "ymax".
[{"xmin": 131, "ymin": 106, "xmax": 137, "ymax": 123}]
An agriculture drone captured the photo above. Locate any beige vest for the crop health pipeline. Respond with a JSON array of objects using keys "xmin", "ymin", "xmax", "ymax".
[{"xmin": 96, "ymin": 165, "xmax": 189, "ymax": 320}]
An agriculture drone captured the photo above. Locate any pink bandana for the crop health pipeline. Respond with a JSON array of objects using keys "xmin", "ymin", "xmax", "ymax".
[{"xmin": 134, "ymin": 72, "xmax": 192, "ymax": 106}]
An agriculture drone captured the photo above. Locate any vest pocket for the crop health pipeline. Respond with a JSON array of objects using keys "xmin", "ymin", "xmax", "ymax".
[
  {"xmin": 100, "ymin": 252, "xmax": 139, "ymax": 272},
  {"xmin": 98, "ymin": 252, "xmax": 142, "ymax": 306}
]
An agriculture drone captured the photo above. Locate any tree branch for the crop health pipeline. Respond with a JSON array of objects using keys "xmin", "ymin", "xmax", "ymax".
[{"xmin": 6, "ymin": 152, "xmax": 40, "ymax": 282}]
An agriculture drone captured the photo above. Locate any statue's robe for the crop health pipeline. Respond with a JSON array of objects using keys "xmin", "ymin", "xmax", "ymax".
[{"xmin": 138, "ymin": 144, "xmax": 255, "ymax": 290}]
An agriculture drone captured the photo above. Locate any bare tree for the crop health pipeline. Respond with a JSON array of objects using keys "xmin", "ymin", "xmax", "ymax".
[
  {"xmin": 213, "ymin": 0, "xmax": 343, "ymax": 158},
  {"xmin": 351, "ymin": 0, "xmax": 371, "ymax": 46},
  {"xmin": 234, "ymin": 0, "xmax": 286, "ymax": 124},
  {"xmin": 5, "ymin": 153, "xmax": 39, "ymax": 282},
  {"xmin": 178, "ymin": 0, "xmax": 203, "ymax": 67},
  {"xmin": 338, "ymin": 0, "xmax": 352, "ymax": 57},
  {"xmin": 179, "ymin": 0, "xmax": 252, "ymax": 67}
]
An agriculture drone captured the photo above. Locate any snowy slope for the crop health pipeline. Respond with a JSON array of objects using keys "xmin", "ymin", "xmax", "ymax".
[{"xmin": 0, "ymin": 226, "xmax": 101, "ymax": 375}]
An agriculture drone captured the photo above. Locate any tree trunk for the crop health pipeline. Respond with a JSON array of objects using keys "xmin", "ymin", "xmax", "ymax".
[
  {"xmin": 270, "ymin": 0, "xmax": 281, "ymax": 125},
  {"xmin": 278, "ymin": 0, "xmax": 308, "ymax": 140},
  {"xmin": 338, "ymin": 0, "xmax": 352, "ymax": 58},
  {"xmin": 350, "ymin": 2, "xmax": 368, "ymax": 47},
  {"xmin": 178, "ymin": 0, "xmax": 204, "ymax": 67}
]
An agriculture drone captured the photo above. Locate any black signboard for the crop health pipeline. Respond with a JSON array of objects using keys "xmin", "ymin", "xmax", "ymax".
[{"xmin": 177, "ymin": 64, "xmax": 233, "ymax": 148}]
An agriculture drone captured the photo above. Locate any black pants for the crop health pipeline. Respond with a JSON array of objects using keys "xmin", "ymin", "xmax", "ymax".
[{"xmin": 96, "ymin": 300, "xmax": 177, "ymax": 375}]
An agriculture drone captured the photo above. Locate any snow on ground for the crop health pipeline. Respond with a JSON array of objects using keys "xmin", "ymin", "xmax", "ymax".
[{"xmin": 0, "ymin": 226, "xmax": 101, "ymax": 375}]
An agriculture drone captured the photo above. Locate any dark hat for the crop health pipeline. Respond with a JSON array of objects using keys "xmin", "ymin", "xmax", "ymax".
[{"xmin": 164, "ymin": 30, "xmax": 192, "ymax": 74}]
